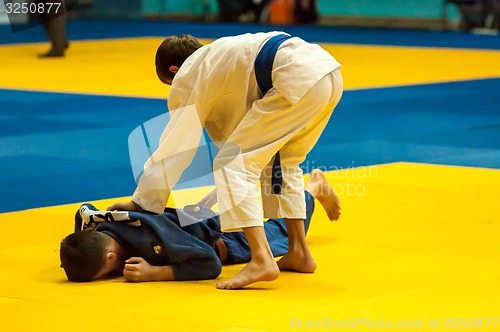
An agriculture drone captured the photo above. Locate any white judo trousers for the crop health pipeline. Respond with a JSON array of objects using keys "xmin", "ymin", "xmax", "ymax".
[{"xmin": 215, "ymin": 69, "xmax": 343, "ymax": 231}]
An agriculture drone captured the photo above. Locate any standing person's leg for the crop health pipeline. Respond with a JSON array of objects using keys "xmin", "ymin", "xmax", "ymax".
[
  {"xmin": 213, "ymin": 136, "xmax": 281, "ymax": 289},
  {"xmin": 261, "ymin": 69, "xmax": 343, "ymax": 273},
  {"xmin": 223, "ymin": 170, "xmax": 340, "ymax": 265},
  {"xmin": 39, "ymin": 0, "xmax": 68, "ymax": 57},
  {"xmin": 260, "ymin": 188, "xmax": 316, "ymax": 259},
  {"xmin": 214, "ymin": 69, "xmax": 342, "ymax": 289},
  {"xmin": 223, "ymin": 187, "xmax": 315, "ymax": 266},
  {"xmin": 276, "ymin": 169, "xmax": 341, "ymax": 271}
]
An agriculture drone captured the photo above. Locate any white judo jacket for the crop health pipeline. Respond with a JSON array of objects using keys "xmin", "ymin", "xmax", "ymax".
[{"xmin": 133, "ymin": 32, "xmax": 341, "ymax": 214}]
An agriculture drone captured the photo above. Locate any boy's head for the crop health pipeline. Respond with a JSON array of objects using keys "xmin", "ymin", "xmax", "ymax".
[
  {"xmin": 155, "ymin": 34, "xmax": 202, "ymax": 85},
  {"xmin": 60, "ymin": 231, "xmax": 119, "ymax": 282}
]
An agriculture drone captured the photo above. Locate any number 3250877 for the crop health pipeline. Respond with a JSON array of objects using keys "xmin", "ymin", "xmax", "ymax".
[{"xmin": 5, "ymin": 2, "xmax": 62, "ymax": 14}]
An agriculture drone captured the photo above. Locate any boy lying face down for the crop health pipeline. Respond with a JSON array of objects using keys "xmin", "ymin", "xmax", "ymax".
[{"xmin": 60, "ymin": 170, "xmax": 340, "ymax": 283}]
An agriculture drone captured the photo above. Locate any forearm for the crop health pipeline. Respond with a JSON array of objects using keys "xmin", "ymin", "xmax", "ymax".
[
  {"xmin": 149, "ymin": 265, "xmax": 175, "ymax": 281},
  {"xmin": 133, "ymin": 106, "xmax": 203, "ymax": 214},
  {"xmin": 123, "ymin": 257, "xmax": 176, "ymax": 282}
]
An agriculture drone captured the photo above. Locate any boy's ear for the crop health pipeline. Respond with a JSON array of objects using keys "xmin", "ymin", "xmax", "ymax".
[
  {"xmin": 169, "ymin": 66, "xmax": 179, "ymax": 75},
  {"xmin": 106, "ymin": 251, "xmax": 117, "ymax": 262}
]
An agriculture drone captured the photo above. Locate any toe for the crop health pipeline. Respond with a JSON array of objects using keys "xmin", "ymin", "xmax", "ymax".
[{"xmin": 216, "ymin": 281, "xmax": 234, "ymax": 290}]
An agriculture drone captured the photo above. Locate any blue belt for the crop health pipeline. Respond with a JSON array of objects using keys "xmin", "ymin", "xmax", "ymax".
[{"xmin": 254, "ymin": 34, "xmax": 293, "ymax": 195}]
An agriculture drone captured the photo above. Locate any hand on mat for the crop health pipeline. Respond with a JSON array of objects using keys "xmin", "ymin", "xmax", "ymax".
[
  {"xmin": 197, "ymin": 189, "xmax": 217, "ymax": 208},
  {"xmin": 123, "ymin": 257, "xmax": 158, "ymax": 282},
  {"xmin": 107, "ymin": 200, "xmax": 141, "ymax": 212}
]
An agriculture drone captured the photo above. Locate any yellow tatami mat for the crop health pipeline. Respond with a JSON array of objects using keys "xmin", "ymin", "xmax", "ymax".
[
  {"xmin": 1, "ymin": 163, "xmax": 499, "ymax": 331},
  {"xmin": 1, "ymin": 38, "xmax": 499, "ymax": 98}
]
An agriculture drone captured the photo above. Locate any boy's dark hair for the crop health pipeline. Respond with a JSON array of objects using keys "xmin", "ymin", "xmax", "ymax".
[
  {"xmin": 60, "ymin": 231, "xmax": 109, "ymax": 282},
  {"xmin": 155, "ymin": 34, "xmax": 202, "ymax": 83}
]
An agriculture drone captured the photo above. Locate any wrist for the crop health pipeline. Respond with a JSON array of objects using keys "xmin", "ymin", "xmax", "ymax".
[
  {"xmin": 131, "ymin": 200, "xmax": 142, "ymax": 211},
  {"xmin": 153, "ymin": 265, "xmax": 175, "ymax": 281},
  {"xmin": 152, "ymin": 266, "xmax": 164, "ymax": 281}
]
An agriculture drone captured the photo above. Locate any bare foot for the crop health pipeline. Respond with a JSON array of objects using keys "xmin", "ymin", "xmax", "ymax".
[
  {"xmin": 305, "ymin": 169, "xmax": 341, "ymax": 221},
  {"xmin": 277, "ymin": 248, "xmax": 316, "ymax": 273},
  {"xmin": 216, "ymin": 259, "xmax": 279, "ymax": 289}
]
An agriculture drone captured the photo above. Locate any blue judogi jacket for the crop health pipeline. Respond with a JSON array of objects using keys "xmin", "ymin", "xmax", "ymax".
[{"xmin": 80, "ymin": 205, "xmax": 223, "ymax": 281}]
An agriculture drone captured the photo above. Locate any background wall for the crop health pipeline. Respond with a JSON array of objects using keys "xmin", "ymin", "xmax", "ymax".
[
  {"xmin": 128, "ymin": 0, "xmax": 461, "ymax": 28},
  {"xmin": 0, "ymin": 0, "xmax": 461, "ymax": 28},
  {"xmin": 319, "ymin": 0, "xmax": 446, "ymax": 19},
  {"xmin": 139, "ymin": 0, "xmax": 456, "ymax": 19}
]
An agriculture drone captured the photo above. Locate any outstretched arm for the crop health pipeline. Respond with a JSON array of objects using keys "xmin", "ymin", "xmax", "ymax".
[{"xmin": 108, "ymin": 104, "xmax": 204, "ymax": 214}]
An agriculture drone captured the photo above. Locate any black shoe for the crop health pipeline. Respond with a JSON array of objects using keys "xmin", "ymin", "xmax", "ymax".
[{"xmin": 38, "ymin": 49, "xmax": 64, "ymax": 58}]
